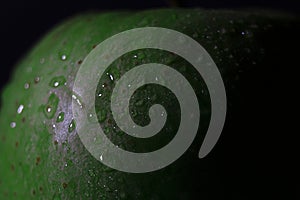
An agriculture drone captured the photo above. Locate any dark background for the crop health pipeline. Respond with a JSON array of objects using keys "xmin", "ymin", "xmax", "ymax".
[
  {"xmin": 0, "ymin": 0, "xmax": 299, "ymax": 91},
  {"xmin": 0, "ymin": 0, "xmax": 299, "ymax": 199}
]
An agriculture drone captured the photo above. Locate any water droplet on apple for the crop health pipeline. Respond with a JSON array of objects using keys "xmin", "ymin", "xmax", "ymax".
[
  {"xmin": 72, "ymin": 93, "xmax": 83, "ymax": 108},
  {"xmin": 56, "ymin": 112, "xmax": 65, "ymax": 123},
  {"xmin": 49, "ymin": 76, "xmax": 66, "ymax": 88},
  {"xmin": 10, "ymin": 122, "xmax": 16, "ymax": 128},
  {"xmin": 61, "ymin": 54, "xmax": 67, "ymax": 61},
  {"xmin": 68, "ymin": 119, "xmax": 76, "ymax": 133},
  {"xmin": 17, "ymin": 104, "xmax": 24, "ymax": 114},
  {"xmin": 43, "ymin": 93, "xmax": 59, "ymax": 119},
  {"xmin": 24, "ymin": 83, "xmax": 30, "ymax": 90},
  {"xmin": 34, "ymin": 77, "xmax": 40, "ymax": 84}
]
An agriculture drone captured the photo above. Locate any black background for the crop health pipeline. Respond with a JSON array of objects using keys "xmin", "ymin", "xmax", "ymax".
[
  {"xmin": 0, "ymin": 0, "xmax": 299, "ymax": 199},
  {"xmin": 0, "ymin": 0, "xmax": 299, "ymax": 91}
]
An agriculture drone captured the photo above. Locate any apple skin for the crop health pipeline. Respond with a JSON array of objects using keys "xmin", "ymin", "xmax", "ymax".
[{"xmin": 0, "ymin": 9, "xmax": 298, "ymax": 199}]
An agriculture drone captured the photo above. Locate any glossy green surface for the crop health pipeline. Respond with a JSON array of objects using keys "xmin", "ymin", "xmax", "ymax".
[{"xmin": 0, "ymin": 9, "xmax": 297, "ymax": 199}]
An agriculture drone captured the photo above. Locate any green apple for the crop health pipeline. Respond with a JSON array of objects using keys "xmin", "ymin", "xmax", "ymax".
[{"xmin": 0, "ymin": 9, "xmax": 298, "ymax": 199}]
